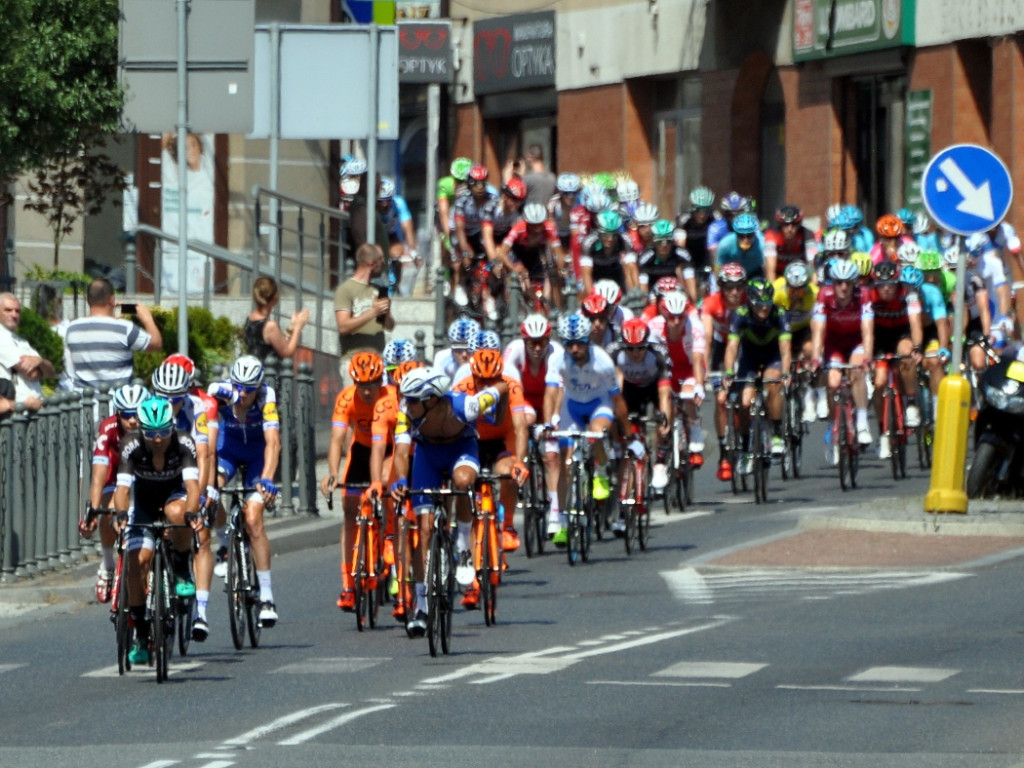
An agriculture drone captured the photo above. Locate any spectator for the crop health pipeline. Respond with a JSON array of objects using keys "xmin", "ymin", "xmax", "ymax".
[
  {"xmin": 243, "ymin": 276, "xmax": 310, "ymax": 362},
  {"xmin": 523, "ymin": 144, "xmax": 556, "ymax": 206},
  {"xmin": 0, "ymin": 292, "xmax": 56, "ymax": 411},
  {"xmin": 334, "ymin": 243, "xmax": 394, "ymax": 379},
  {"xmin": 63, "ymin": 278, "xmax": 162, "ymax": 391}
]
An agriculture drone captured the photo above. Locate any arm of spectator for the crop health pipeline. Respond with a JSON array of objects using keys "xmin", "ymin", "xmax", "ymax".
[
  {"xmin": 134, "ymin": 304, "xmax": 163, "ymax": 351},
  {"xmin": 264, "ymin": 310, "xmax": 309, "ymax": 359},
  {"xmin": 15, "ymin": 354, "xmax": 56, "ymax": 380}
]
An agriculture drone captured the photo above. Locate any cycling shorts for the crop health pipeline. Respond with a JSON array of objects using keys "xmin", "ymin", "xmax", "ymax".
[
  {"xmin": 875, "ymin": 326, "xmax": 910, "ymax": 356},
  {"xmin": 342, "ymin": 441, "xmax": 394, "ymax": 494},
  {"xmin": 410, "ymin": 436, "xmax": 479, "ymax": 509},
  {"xmin": 218, "ymin": 441, "xmax": 265, "ymax": 490},
  {"xmin": 622, "ymin": 381, "xmax": 660, "ymax": 416},
  {"xmin": 127, "ymin": 485, "xmax": 187, "ymax": 552},
  {"xmin": 737, "ymin": 353, "xmax": 783, "ymax": 380},
  {"xmin": 825, "ymin": 343, "xmax": 866, "ymax": 364},
  {"xmin": 478, "ymin": 436, "xmax": 514, "ymax": 470},
  {"xmin": 559, "ymin": 398, "xmax": 614, "ymax": 448}
]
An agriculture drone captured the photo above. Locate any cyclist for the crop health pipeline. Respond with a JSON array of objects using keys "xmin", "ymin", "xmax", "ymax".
[
  {"xmin": 841, "ymin": 205, "xmax": 875, "ymax": 253},
  {"xmin": 702, "ymin": 263, "xmax": 748, "ymax": 480},
  {"xmin": 571, "ymin": 184, "xmax": 612, "ymax": 283},
  {"xmin": 609, "ymin": 317, "xmax": 673, "ymax": 497},
  {"xmin": 763, "ymin": 205, "xmax": 818, "ymax": 282},
  {"xmin": 723, "ymin": 278, "xmax": 792, "ymax": 473},
  {"xmin": 648, "ymin": 291, "xmax": 707, "ymax": 470},
  {"xmin": 451, "ymin": 329, "xmax": 503, "ymax": 384},
  {"xmin": 965, "ymin": 232, "xmax": 1012, "ymax": 322},
  {"xmin": 207, "ymin": 355, "xmax": 282, "ymax": 627},
  {"xmin": 434, "ymin": 316, "xmax": 479, "ymax": 379},
  {"xmin": 542, "ymin": 312, "xmax": 631, "ymax": 545},
  {"xmin": 390, "ymin": 367, "xmax": 503, "ymax": 635},
  {"xmin": 549, "ymin": 172, "xmax": 581, "ymax": 254},
  {"xmin": 453, "ymin": 347, "xmax": 530, "ymax": 567},
  {"xmin": 376, "ymin": 177, "xmax": 419, "ymax": 295},
  {"xmin": 869, "ymin": 261, "xmax": 924, "ymax": 458},
  {"xmin": 453, "ymin": 165, "xmax": 498, "ymax": 301},
  {"xmin": 810, "ymin": 258, "xmax": 875, "ymax": 461},
  {"xmin": 630, "ymin": 202, "xmax": 661, "ymax": 253},
  {"xmin": 80, "ymin": 383, "xmax": 149, "ymax": 604},
  {"xmin": 497, "ymin": 202, "xmax": 566, "ymax": 311},
  {"xmin": 437, "ymin": 157, "xmax": 472, "ymax": 262},
  {"xmin": 716, "ymin": 212, "xmax": 765, "ymax": 279},
  {"xmin": 912, "ymin": 211, "xmax": 942, "ymax": 252},
  {"xmin": 321, "ymin": 352, "xmax": 398, "ymax": 612},
  {"xmin": 383, "ymin": 338, "xmax": 417, "ymax": 386},
  {"xmin": 707, "ymin": 192, "xmax": 750, "ymax": 260},
  {"xmin": 580, "ymin": 209, "xmax": 637, "ymax": 296},
  {"xmin": 985, "ymin": 220, "xmax": 1023, "ymax": 335},
  {"xmin": 947, "ymin": 244, "xmax": 995, "ymax": 373},
  {"xmin": 869, "ymin": 214, "xmax": 912, "ymax": 266},
  {"xmin": 639, "ymin": 219, "xmax": 697, "ymax": 302},
  {"xmin": 113, "ymin": 395, "xmax": 201, "ymax": 665},
  {"xmin": 675, "ymin": 186, "xmax": 717, "ymax": 293},
  {"xmin": 772, "ymin": 260, "xmax": 821, "ymax": 422}
]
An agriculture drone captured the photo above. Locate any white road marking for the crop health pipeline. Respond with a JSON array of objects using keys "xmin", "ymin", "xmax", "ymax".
[
  {"xmin": 221, "ymin": 703, "xmax": 348, "ymax": 746},
  {"xmin": 658, "ymin": 510, "xmax": 714, "ymax": 524},
  {"xmin": 561, "ymin": 618, "xmax": 736, "ymax": 662},
  {"xmin": 195, "ymin": 762, "xmax": 233, "ymax": 768},
  {"xmin": 269, "ymin": 657, "xmax": 389, "ymax": 675},
  {"xmin": 777, "ymin": 684, "xmax": 923, "ymax": 692},
  {"xmin": 653, "ymin": 661, "xmax": 768, "ymax": 679},
  {"xmin": 0, "ymin": 663, "xmax": 26, "ymax": 674},
  {"xmin": 590, "ymin": 679, "xmax": 732, "ymax": 688},
  {"xmin": 661, "ymin": 567, "xmax": 713, "ymax": 604},
  {"xmin": 137, "ymin": 762, "xmax": 179, "ymax": 768},
  {"xmin": 420, "ymin": 647, "xmax": 576, "ymax": 685},
  {"xmin": 846, "ymin": 666, "xmax": 959, "ymax": 683},
  {"xmin": 277, "ymin": 704, "xmax": 396, "ymax": 746},
  {"xmin": 82, "ymin": 661, "xmax": 205, "ymax": 678},
  {"xmin": 968, "ymin": 689, "xmax": 1024, "ymax": 695}
]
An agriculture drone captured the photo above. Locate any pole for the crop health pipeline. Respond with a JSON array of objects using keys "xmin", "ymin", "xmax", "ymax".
[
  {"xmin": 176, "ymin": 0, "xmax": 190, "ymax": 355},
  {"xmin": 366, "ymin": 24, "xmax": 378, "ymax": 246},
  {"xmin": 268, "ymin": 21, "xmax": 281, "ymax": 306},
  {"xmin": 425, "ymin": 83, "xmax": 439, "ymax": 297}
]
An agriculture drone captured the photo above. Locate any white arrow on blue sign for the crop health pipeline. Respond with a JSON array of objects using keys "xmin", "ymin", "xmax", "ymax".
[{"xmin": 921, "ymin": 144, "xmax": 1013, "ymax": 236}]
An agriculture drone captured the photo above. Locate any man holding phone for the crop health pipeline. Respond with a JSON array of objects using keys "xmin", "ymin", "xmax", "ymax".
[
  {"xmin": 64, "ymin": 278, "xmax": 163, "ymax": 391},
  {"xmin": 334, "ymin": 243, "xmax": 395, "ymax": 384}
]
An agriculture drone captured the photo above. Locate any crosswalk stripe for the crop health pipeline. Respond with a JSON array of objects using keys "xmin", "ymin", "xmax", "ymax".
[{"xmin": 846, "ymin": 666, "xmax": 959, "ymax": 683}]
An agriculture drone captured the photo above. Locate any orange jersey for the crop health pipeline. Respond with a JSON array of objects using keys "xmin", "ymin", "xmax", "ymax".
[
  {"xmin": 452, "ymin": 374, "xmax": 526, "ymax": 441},
  {"xmin": 331, "ymin": 384, "xmax": 400, "ymax": 448}
]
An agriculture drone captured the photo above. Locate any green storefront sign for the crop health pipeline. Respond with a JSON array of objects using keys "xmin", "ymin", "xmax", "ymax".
[
  {"xmin": 904, "ymin": 90, "xmax": 932, "ymax": 209},
  {"xmin": 793, "ymin": 0, "xmax": 915, "ymax": 61}
]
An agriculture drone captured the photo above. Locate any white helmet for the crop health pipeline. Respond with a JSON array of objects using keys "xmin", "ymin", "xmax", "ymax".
[
  {"xmin": 658, "ymin": 291, "xmax": 689, "ymax": 317},
  {"xmin": 616, "ymin": 180, "xmax": 640, "ymax": 203},
  {"xmin": 825, "ymin": 203, "xmax": 844, "ymax": 227},
  {"xmin": 340, "ymin": 157, "xmax": 367, "ymax": 177},
  {"xmin": 399, "ymin": 367, "xmax": 450, "ymax": 401},
  {"xmin": 377, "ymin": 176, "xmax": 396, "ymax": 200},
  {"xmin": 830, "ymin": 259, "xmax": 860, "ymax": 283},
  {"xmin": 822, "ymin": 229, "xmax": 849, "ymax": 253},
  {"xmin": 912, "ymin": 211, "xmax": 931, "ymax": 236},
  {"xmin": 469, "ymin": 330, "xmax": 501, "ymax": 352},
  {"xmin": 112, "ymin": 383, "xmax": 150, "ymax": 413},
  {"xmin": 556, "ymin": 173, "xmax": 581, "ymax": 193},
  {"xmin": 633, "ymin": 202, "xmax": 659, "ymax": 225},
  {"xmin": 523, "ymin": 203, "xmax": 547, "ymax": 225},
  {"xmin": 151, "ymin": 361, "xmax": 191, "ymax": 396},
  {"xmin": 520, "ymin": 313, "xmax": 551, "ymax": 340},
  {"xmin": 230, "ymin": 355, "xmax": 265, "ymax": 387},
  {"xmin": 942, "ymin": 245, "xmax": 962, "ymax": 269},
  {"xmin": 593, "ymin": 279, "xmax": 624, "ymax": 306},
  {"xmin": 897, "ymin": 241, "xmax": 921, "ymax": 265},
  {"xmin": 447, "ymin": 316, "xmax": 481, "ymax": 347}
]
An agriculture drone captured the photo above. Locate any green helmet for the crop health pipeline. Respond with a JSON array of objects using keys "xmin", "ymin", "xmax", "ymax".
[
  {"xmin": 746, "ymin": 277, "xmax": 775, "ymax": 307},
  {"xmin": 689, "ymin": 186, "xmax": 715, "ymax": 210},
  {"xmin": 851, "ymin": 251, "xmax": 872, "ymax": 277},
  {"xmin": 450, "ymin": 157, "xmax": 472, "ymax": 181},
  {"xmin": 916, "ymin": 250, "xmax": 943, "ymax": 272},
  {"xmin": 596, "ymin": 210, "xmax": 622, "ymax": 234},
  {"xmin": 652, "ymin": 219, "xmax": 675, "ymax": 241},
  {"xmin": 593, "ymin": 172, "xmax": 617, "ymax": 192},
  {"xmin": 138, "ymin": 395, "xmax": 173, "ymax": 432}
]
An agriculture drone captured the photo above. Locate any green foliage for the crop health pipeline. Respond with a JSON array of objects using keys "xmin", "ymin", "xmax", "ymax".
[
  {"xmin": 24, "ymin": 264, "xmax": 92, "ymax": 289},
  {"xmin": 134, "ymin": 306, "xmax": 241, "ymax": 384},
  {"xmin": 16, "ymin": 306, "xmax": 64, "ymax": 381}
]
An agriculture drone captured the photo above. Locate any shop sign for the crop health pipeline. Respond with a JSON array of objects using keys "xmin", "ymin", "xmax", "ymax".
[
  {"xmin": 904, "ymin": 90, "xmax": 932, "ymax": 209},
  {"xmin": 398, "ymin": 20, "xmax": 452, "ymax": 83},
  {"xmin": 473, "ymin": 11, "xmax": 555, "ymax": 96},
  {"xmin": 793, "ymin": 0, "xmax": 914, "ymax": 61}
]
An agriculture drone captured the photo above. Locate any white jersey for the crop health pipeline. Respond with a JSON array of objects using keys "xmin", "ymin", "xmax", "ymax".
[
  {"xmin": 545, "ymin": 345, "xmax": 621, "ymax": 404},
  {"xmin": 978, "ymin": 249, "xmax": 1008, "ymax": 299},
  {"xmin": 646, "ymin": 312, "xmax": 706, "ymax": 358},
  {"xmin": 431, "ymin": 347, "xmax": 460, "ymax": 380},
  {"xmin": 502, "ymin": 338, "xmax": 564, "ymax": 376}
]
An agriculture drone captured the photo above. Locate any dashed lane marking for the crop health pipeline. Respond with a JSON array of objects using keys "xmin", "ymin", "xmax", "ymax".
[
  {"xmin": 82, "ymin": 661, "xmax": 205, "ymax": 679},
  {"xmin": 653, "ymin": 661, "xmax": 768, "ymax": 679},
  {"xmin": 221, "ymin": 703, "xmax": 348, "ymax": 747},
  {"xmin": 846, "ymin": 666, "xmax": 959, "ymax": 684},
  {"xmin": 269, "ymin": 657, "xmax": 389, "ymax": 675},
  {"xmin": 276, "ymin": 704, "xmax": 397, "ymax": 746}
]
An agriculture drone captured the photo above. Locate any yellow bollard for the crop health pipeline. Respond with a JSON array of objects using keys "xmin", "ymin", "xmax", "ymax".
[{"xmin": 924, "ymin": 373, "xmax": 971, "ymax": 514}]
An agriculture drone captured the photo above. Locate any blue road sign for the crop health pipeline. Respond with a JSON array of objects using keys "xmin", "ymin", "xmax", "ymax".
[{"xmin": 922, "ymin": 144, "xmax": 1013, "ymax": 236}]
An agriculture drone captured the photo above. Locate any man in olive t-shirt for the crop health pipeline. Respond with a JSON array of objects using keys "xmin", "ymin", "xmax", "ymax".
[{"xmin": 334, "ymin": 243, "xmax": 395, "ymax": 366}]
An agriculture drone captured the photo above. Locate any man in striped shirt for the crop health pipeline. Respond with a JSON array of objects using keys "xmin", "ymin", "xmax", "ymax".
[{"xmin": 63, "ymin": 278, "xmax": 162, "ymax": 390}]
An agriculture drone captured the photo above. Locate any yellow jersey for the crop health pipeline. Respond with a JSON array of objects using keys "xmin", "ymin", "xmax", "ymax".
[{"xmin": 772, "ymin": 278, "xmax": 818, "ymax": 332}]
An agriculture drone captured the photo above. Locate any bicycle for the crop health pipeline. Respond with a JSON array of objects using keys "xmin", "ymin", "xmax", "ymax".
[
  {"xmin": 826, "ymin": 362, "xmax": 860, "ymax": 491},
  {"xmin": 781, "ymin": 361, "xmax": 810, "ymax": 480},
  {"xmin": 723, "ymin": 387, "xmax": 748, "ymax": 496},
  {"xmin": 548, "ymin": 428, "xmax": 606, "ymax": 566},
  {"xmin": 620, "ymin": 413, "xmax": 653, "ymax": 555},
  {"xmin": 915, "ymin": 361, "xmax": 936, "ymax": 470},
  {"xmin": 222, "ymin": 484, "xmax": 268, "ymax": 650},
  {"xmin": 875, "ymin": 353, "xmax": 910, "ymax": 481},
  {"xmin": 330, "ymin": 483, "xmax": 386, "ymax": 631},
  {"xmin": 666, "ymin": 394, "xmax": 694, "ymax": 514},
  {"xmin": 390, "ymin": 500, "xmax": 418, "ymax": 635},
  {"xmin": 84, "ymin": 507, "xmax": 132, "ymax": 675},
  {"xmin": 474, "ymin": 470, "xmax": 510, "ymax": 626},
  {"xmin": 519, "ymin": 427, "xmax": 548, "ymax": 558},
  {"xmin": 730, "ymin": 374, "xmax": 780, "ymax": 505}
]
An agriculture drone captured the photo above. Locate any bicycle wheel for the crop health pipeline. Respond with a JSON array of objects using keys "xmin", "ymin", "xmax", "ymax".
[
  {"xmin": 780, "ymin": 398, "xmax": 792, "ymax": 481},
  {"xmin": 566, "ymin": 466, "xmax": 582, "ymax": 567},
  {"xmin": 726, "ymin": 404, "xmax": 741, "ymax": 495},
  {"xmin": 752, "ymin": 415, "xmax": 767, "ymax": 504},
  {"xmin": 885, "ymin": 394, "xmax": 900, "ymax": 481},
  {"xmin": 638, "ymin": 469, "xmax": 651, "ymax": 551},
  {"xmin": 114, "ymin": 554, "xmax": 131, "ymax": 675},
  {"xmin": 480, "ymin": 518, "xmax": 495, "ymax": 627},
  {"xmin": 918, "ymin": 386, "xmax": 934, "ymax": 469},
  {"xmin": 353, "ymin": 526, "xmax": 367, "ymax": 633},
  {"xmin": 226, "ymin": 525, "xmax": 246, "ymax": 650},
  {"xmin": 789, "ymin": 415, "xmax": 804, "ymax": 479},
  {"xmin": 152, "ymin": 547, "xmax": 169, "ymax": 683},
  {"xmin": 623, "ymin": 460, "xmax": 639, "ymax": 556},
  {"xmin": 580, "ymin": 468, "xmax": 594, "ymax": 564},
  {"xmin": 244, "ymin": 542, "xmax": 261, "ymax": 648},
  {"xmin": 836, "ymin": 402, "xmax": 850, "ymax": 491},
  {"xmin": 177, "ymin": 596, "xmax": 194, "ymax": 656}
]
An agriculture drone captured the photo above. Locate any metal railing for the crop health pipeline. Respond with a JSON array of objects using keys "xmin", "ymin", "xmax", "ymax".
[{"xmin": 0, "ymin": 360, "xmax": 319, "ymax": 582}]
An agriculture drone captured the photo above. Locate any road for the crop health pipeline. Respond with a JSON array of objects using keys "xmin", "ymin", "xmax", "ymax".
[{"xmin": 3, "ymin": 422, "xmax": 1024, "ymax": 768}]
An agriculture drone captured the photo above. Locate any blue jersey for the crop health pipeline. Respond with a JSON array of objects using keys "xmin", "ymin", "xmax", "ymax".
[
  {"xmin": 716, "ymin": 232, "xmax": 765, "ymax": 277},
  {"xmin": 211, "ymin": 382, "xmax": 280, "ymax": 452},
  {"xmin": 380, "ymin": 195, "xmax": 412, "ymax": 241},
  {"xmin": 918, "ymin": 282, "xmax": 948, "ymax": 324}
]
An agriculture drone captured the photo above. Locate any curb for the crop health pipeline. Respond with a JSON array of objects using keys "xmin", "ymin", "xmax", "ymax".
[{"xmin": 798, "ymin": 497, "xmax": 1024, "ymax": 538}]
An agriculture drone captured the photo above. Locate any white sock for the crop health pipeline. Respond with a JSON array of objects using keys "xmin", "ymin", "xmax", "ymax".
[
  {"xmin": 456, "ymin": 522, "xmax": 472, "ymax": 552},
  {"xmin": 815, "ymin": 387, "xmax": 826, "ymax": 402},
  {"xmin": 415, "ymin": 582, "xmax": 427, "ymax": 614},
  {"xmin": 856, "ymin": 409, "xmax": 868, "ymax": 429},
  {"xmin": 548, "ymin": 491, "xmax": 559, "ymax": 517},
  {"xmin": 257, "ymin": 570, "xmax": 273, "ymax": 603},
  {"xmin": 803, "ymin": 388, "xmax": 815, "ymax": 409},
  {"xmin": 196, "ymin": 590, "xmax": 209, "ymax": 621},
  {"xmin": 101, "ymin": 546, "xmax": 116, "ymax": 571}
]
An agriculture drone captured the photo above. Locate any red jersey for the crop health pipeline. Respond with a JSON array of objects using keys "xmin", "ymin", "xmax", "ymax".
[
  {"xmin": 870, "ymin": 285, "xmax": 921, "ymax": 332},
  {"xmin": 92, "ymin": 415, "xmax": 126, "ymax": 488},
  {"xmin": 763, "ymin": 226, "xmax": 818, "ymax": 268},
  {"xmin": 502, "ymin": 219, "xmax": 561, "ymax": 250},
  {"xmin": 700, "ymin": 291, "xmax": 734, "ymax": 344},
  {"xmin": 812, "ymin": 285, "xmax": 874, "ymax": 350}
]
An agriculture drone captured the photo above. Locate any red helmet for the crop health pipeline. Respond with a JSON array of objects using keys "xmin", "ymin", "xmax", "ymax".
[
  {"xmin": 581, "ymin": 292, "xmax": 609, "ymax": 319},
  {"xmin": 503, "ymin": 177, "xmax": 526, "ymax": 201},
  {"xmin": 468, "ymin": 165, "xmax": 489, "ymax": 183},
  {"xmin": 718, "ymin": 262, "xmax": 747, "ymax": 286},
  {"xmin": 621, "ymin": 318, "xmax": 649, "ymax": 346},
  {"xmin": 653, "ymin": 275, "xmax": 680, "ymax": 297}
]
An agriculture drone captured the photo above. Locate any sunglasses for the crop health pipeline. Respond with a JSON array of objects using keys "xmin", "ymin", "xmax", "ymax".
[
  {"xmin": 142, "ymin": 427, "xmax": 174, "ymax": 440},
  {"xmin": 118, "ymin": 410, "xmax": 138, "ymax": 419},
  {"xmin": 526, "ymin": 338, "xmax": 548, "ymax": 348},
  {"xmin": 563, "ymin": 339, "xmax": 587, "ymax": 347},
  {"xmin": 235, "ymin": 384, "xmax": 260, "ymax": 394},
  {"xmin": 722, "ymin": 284, "xmax": 744, "ymax": 291}
]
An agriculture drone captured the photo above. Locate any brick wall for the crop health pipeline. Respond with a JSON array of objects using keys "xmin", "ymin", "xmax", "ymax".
[
  {"xmin": 452, "ymin": 102, "xmax": 482, "ymax": 165},
  {"xmin": 778, "ymin": 62, "xmax": 838, "ymax": 219},
  {"xmin": 731, "ymin": 50, "xmax": 773, "ymax": 199},
  {"xmin": 991, "ymin": 38, "xmax": 1024, "ymax": 228},
  {"xmin": 701, "ymin": 69, "xmax": 738, "ymax": 195},
  {"xmin": 557, "ymin": 84, "xmax": 626, "ymax": 175},
  {"xmin": 624, "ymin": 79, "xmax": 655, "ymax": 200}
]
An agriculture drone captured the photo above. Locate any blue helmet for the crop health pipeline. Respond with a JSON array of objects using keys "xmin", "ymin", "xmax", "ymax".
[
  {"xmin": 841, "ymin": 204, "xmax": 864, "ymax": 227},
  {"xmin": 732, "ymin": 212, "xmax": 760, "ymax": 236},
  {"xmin": 469, "ymin": 330, "xmax": 501, "ymax": 352},
  {"xmin": 557, "ymin": 312, "xmax": 592, "ymax": 343},
  {"xmin": 383, "ymin": 339, "xmax": 416, "ymax": 366},
  {"xmin": 899, "ymin": 264, "xmax": 924, "ymax": 290},
  {"xmin": 448, "ymin": 317, "xmax": 481, "ymax": 347},
  {"xmin": 896, "ymin": 208, "xmax": 915, "ymax": 229}
]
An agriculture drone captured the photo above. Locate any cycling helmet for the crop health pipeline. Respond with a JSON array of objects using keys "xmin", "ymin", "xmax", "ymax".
[
  {"xmin": 916, "ymin": 250, "xmax": 943, "ymax": 272},
  {"xmin": 450, "ymin": 157, "xmax": 473, "ymax": 181},
  {"xmin": 942, "ymin": 245, "xmax": 962, "ymax": 269},
  {"xmin": 830, "ymin": 259, "xmax": 860, "ymax": 283},
  {"xmin": 383, "ymin": 339, "xmax": 416, "ymax": 367},
  {"xmin": 616, "ymin": 180, "xmax": 640, "ymax": 204},
  {"xmin": 593, "ymin": 279, "xmax": 624, "ymax": 306},
  {"xmin": 112, "ymin": 384, "xmax": 150, "ymax": 414},
  {"xmin": 447, "ymin": 316, "xmax": 481, "ymax": 347},
  {"xmin": 876, "ymin": 214, "xmax": 904, "ymax": 238},
  {"xmin": 470, "ymin": 348, "xmax": 504, "ymax": 379},
  {"xmin": 747, "ymin": 277, "xmax": 775, "ymax": 308},
  {"xmin": 822, "ymin": 229, "xmax": 850, "ymax": 253},
  {"xmin": 392, "ymin": 360, "xmax": 422, "ymax": 385},
  {"xmin": 468, "ymin": 165, "xmax": 489, "ymax": 183},
  {"xmin": 557, "ymin": 172, "xmax": 581, "ymax": 194},
  {"xmin": 339, "ymin": 177, "xmax": 361, "ymax": 197},
  {"xmin": 633, "ymin": 203, "xmax": 659, "ymax": 226},
  {"xmin": 581, "ymin": 292, "xmax": 609, "ymax": 319},
  {"xmin": 520, "ymin": 313, "xmax": 552, "ymax": 339},
  {"xmin": 825, "ymin": 203, "xmax": 844, "ymax": 227},
  {"xmin": 399, "ymin": 367, "xmax": 450, "ymax": 401},
  {"xmin": 653, "ymin": 275, "xmax": 681, "ymax": 297},
  {"xmin": 596, "ymin": 210, "xmax": 622, "ymax": 234},
  {"xmin": 720, "ymin": 192, "xmax": 747, "ymax": 213},
  {"xmin": 851, "ymin": 251, "xmax": 873, "ymax": 277},
  {"xmin": 469, "ymin": 330, "xmax": 501, "ymax": 352},
  {"xmin": 872, "ymin": 260, "xmax": 900, "ymax": 285},
  {"xmin": 965, "ymin": 232, "xmax": 991, "ymax": 256},
  {"xmin": 377, "ymin": 176, "xmax": 396, "ymax": 201},
  {"xmin": 582, "ymin": 187, "xmax": 611, "ymax": 214},
  {"xmin": 503, "ymin": 177, "xmax": 526, "ymax": 202},
  {"xmin": 841, "ymin": 205, "xmax": 864, "ymax": 227},
  {"xmin": 718, "ymin": 262, "xmax": 747, "ymax": 286},
  {"xmin": 138, "ymin": 395, "xmax": 174, "ymax": 432},
  {"xmin": 900, "ymin": 265, "xmax": 924, "ymax": 290},
  {"xmin": 230, "ymin": 355, "xmax": 265, "ymax": 387},
  {"xmin": 151, "ymin": 361, "xmax": 191, "ymax": 396},
  {"xmin": 776, "ymin": 205, "xmax": 803, "ymax": 225},
  {"xmin": 896, "ymin": 241, "xmax": 922, "ymax": 265},
  {"xmin": 592, "ymin": 172, "xmax": 617, "ymax": 193},
  {"xmin": 349, "ymin": 352, "xmax": 385, "ymax": 384},
  {"xmin": 340, "ymin": 157, "xmax": 367, "ymax": 178},
  {"xmin": 558, "ymin": 312, "xmax": 592, "ymax": 342},
  {"xmin": 784, "ymin": 260, "xmax": 811, "ymax": 289},
  {"xmin": 690, "ymin": 186, "xmax": 715, "ymax": 210},
  {"xmin": 621, "ymin": 317, "xmax": 650, "ymax": 346},
  {"xmin": 732, "ymin": 212, "xmax": 760, "ymax": 236},
  {"xmin": 523, "ymin": 203, "xmax": 547, "ymax": 225},
  {"xmin": 896, "ymin": 208, "xmax": 915, "ymax": 229},
  {"xmin": 651, "ymin": 219, "xmax": 675, "ymax": 241},
  {"xmin": 912, "ymin": 211, "xmax": 932, "ymax": 236},
  {"xmin": 658, "ymin": 291, "xmax": 689, "ymax": 317}
]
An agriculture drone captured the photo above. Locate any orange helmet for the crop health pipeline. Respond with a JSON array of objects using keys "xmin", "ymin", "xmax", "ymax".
[
  {"xmin": 392, "ymin": 359, "xmax": 423, "ymax": 385},
  {"xmin": 470, "ymin": 348, "xmax": 504, "ymax": 379},
  {"xmin": 876, "ymin": 213, "xmax": 904, "ymax": 239},
  {"xmin": 349, "ymin": 352, "xmax": 385, "ymax": 384}
]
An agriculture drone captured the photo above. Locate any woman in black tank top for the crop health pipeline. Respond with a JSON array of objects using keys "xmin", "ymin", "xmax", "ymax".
[{"xmin": 244, "ymin": 277, "xmax": 310, "ymax": 361}]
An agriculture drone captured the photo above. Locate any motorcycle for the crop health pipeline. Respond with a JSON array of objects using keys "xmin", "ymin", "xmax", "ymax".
[{"xmin": 967, "ymin": 351, "xmax": 1024, "ymax": 498}]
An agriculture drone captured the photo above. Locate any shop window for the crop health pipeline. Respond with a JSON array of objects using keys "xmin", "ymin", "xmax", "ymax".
[{"xmin": 850, "ymin": 74, "xmax": 906, "ymax": 221}]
